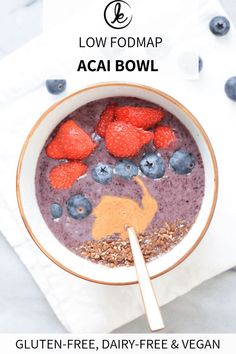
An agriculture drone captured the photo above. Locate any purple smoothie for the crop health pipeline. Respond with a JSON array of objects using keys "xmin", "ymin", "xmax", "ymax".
[{"xmin": 35, "ymin": 97, "xmax": 205, "ymax": 261}]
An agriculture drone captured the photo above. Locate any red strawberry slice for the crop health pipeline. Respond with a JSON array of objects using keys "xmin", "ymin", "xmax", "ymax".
[
  {"xmin": 105, "ymin": 121, "xmax": 153, "ymax": 158},
  {"xmin": 46, "ymin": 120, "xmax": 96, "ymax": 160},
  {"xmin": 49, "ymin": 161, "xmax": 87, "ymax": 189},
  {"xmin": 154, "ymin": 126, "xmax": 176, "ymax": 149},
  {"xmin": 138, "ymin": 129, "xmax": 154, "ymax": 145},
  {"xmin": 115, "ymin": 106, "xmax": 164, "ymax": 129},
  {"xmin": 96, "ymin": 104, "xmax": 116, "ymax": 137}
]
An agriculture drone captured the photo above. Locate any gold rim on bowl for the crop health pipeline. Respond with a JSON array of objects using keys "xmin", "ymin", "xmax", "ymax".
[{"xmin": 16, "ymin": 82, "xmax": 219, "ymax": 286}]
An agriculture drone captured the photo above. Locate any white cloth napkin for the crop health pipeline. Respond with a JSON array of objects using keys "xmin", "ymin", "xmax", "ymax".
[{"xmin": 0, "ymin": 0, "xmax": 236, "ymax": 333}]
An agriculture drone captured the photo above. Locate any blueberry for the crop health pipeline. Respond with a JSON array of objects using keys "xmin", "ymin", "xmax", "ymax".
[
  {"xmin": 198, "ymin": 56, "xmax": 203, "ymax": 72},
  {"xmin": 225, "ymin": 77, "xmax": 236, "ymax": 101},
  {"xmin": 169, "ymin": 150, "xmax": 196, "ymax": 175},
  {"xmin": 92, "ymin": 163, "xmax": 113, "ymax": 184},
  {"xmin": 67, "ymin": 194, "xmax": 92, "ymax": 220},
  {"xmin": 46, "ymin": 80, "xmax": 66, "ymax": 95},
  {"xmin": 209, "ymin": 16, "xmax": 230, "ymax": 36},
  {"xmin": 51, "ymin": 203, "xmax": 63, "ymax": 219},
  {"xmin": 140, "ymin": 153, "xmax": 165, "ymax": 179},
  {"xmin": 115, "ymin": 159, "xmax": 139, "ymax": 180}
]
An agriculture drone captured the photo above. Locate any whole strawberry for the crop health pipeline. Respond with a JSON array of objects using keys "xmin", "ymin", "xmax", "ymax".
[
  {"xmin": 46, "ymin": 120, "xmax": 96, "ymax": 160},
  {"xmin": 105, "ymin": 121, "xmax": 153, "ymax": 158},
  {"xmin": 115, "ymin": 106, "xmax": 164, "ymax": 129},
  {"xmin": 154, "ymin": 126, "xmax": 176, "ymax": 149},
  {"xmin": 96, "ymin": 104, "xmax": 116, "ymax": 137},
  {"xmin": 49, "ymin": 161, "xmax": 87, "ymax": 189}
]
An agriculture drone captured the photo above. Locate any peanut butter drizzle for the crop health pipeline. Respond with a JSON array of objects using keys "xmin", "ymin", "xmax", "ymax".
[{"xmin": 92, "ymin": 177, "xmax": 158, "ymax": 240}]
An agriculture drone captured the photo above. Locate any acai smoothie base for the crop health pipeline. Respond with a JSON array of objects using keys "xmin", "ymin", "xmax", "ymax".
[{"xmin": 35, "ymin": 97, "xmax": 205, "ymax": 267}]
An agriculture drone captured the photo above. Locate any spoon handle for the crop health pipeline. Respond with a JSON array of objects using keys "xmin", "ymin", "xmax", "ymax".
[{"xmin": 127, "ymin": 226, "xmax": 164, "ymax": 332}]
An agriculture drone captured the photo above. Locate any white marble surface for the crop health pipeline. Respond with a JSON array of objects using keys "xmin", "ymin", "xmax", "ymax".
[
  {"xmin": 0, "ymin": 0, "xmax": 235, "ymax": 333},
  {"xmin": 0, "ymin": 232, "xmax": 65, "ymax": 333},
  {"xmin": 115, "ymin": 268, "xmax": 236, "ymax": 333},
  {"xmin": 0, "ymin": 0, "xmax": 42, "ymax": 59}
]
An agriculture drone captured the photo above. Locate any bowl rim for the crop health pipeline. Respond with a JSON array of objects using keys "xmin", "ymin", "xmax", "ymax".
[{"xmin": 16, "ymin": 81, "xmax": 219, "ymax": 286}]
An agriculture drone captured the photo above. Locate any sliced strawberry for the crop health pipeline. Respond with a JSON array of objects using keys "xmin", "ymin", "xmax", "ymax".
[
  {"xmin": 154, "ymin": 126, "xmax": 176, "ymax": 149},
  {"xmin": 46, "ymin": 120, "xmax": 96, "ymax": 160},
  {"xmin": 105, "ymin": 121, "xmax": 153, "ymax": 158},
  {"xmin": 115, "ymin": 106, "xmax": 164, "ymax": 129},
  {"xmin": 96, "ymin": 104, "xmax": 116, "ymax": 137},
  {"xmin": 49, "ymin": 161, "xmax": 87, "ymax": 189},
  {"xmin": 138, "ymin": 129, "xmax": 153, "ymax": 145}
]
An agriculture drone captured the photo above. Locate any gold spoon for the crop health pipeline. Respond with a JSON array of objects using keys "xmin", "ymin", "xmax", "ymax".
[{"xmin": 126, "ymin": 226, "xmax": 164, "ymax": 331}]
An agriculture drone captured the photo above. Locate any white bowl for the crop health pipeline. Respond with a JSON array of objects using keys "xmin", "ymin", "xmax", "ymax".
[{"xmin": 16, "ymin": 82, "xmax": 218, "ymax": 285}]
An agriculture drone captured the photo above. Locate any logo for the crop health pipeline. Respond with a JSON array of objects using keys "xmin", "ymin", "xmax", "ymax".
[{"xmin": 104, "ymin": 0, "xmax": 133, "ymax": 30}]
